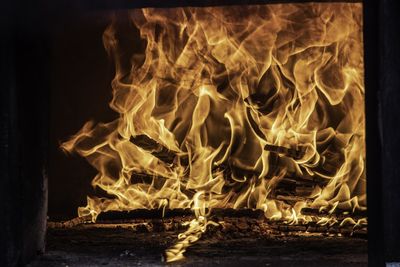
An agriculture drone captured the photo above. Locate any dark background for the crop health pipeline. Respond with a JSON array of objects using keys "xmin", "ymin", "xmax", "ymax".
[
  {"xmin": 48, "ymin": 11, "xmax": 117, "ymax": 220},
  {"xmin": 380, "ymin": 0, "xmax": 400, "ymax": 262}
]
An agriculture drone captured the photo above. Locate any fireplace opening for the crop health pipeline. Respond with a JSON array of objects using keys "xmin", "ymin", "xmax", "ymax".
[{"xmin": 40, "ymin": 1, "xmax": 368, "ymax": 266}]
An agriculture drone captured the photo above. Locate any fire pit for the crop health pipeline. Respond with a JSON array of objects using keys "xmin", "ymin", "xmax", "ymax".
[{"xmin": 49, "ymin": 1, "xmax": 367, "ymax": 264}]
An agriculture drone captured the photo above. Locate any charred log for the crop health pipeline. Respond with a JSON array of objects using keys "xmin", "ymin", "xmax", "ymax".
[
  {"xmin": 48, "ymin": 214, "xmax": 367, "ymax": 239},
  {"xmin": 264, "ymin": 144, "xmax": 306, "ymax": 160},
  {"xmin": 300, "ymin": 207, "xmax": 367, "ymax": 220},
  {"xmin": 96, "ymin": 208, "xmax": 264, "ymax": 223},
  {"xmin": 129, "ymin": 134, "xmax": 332, "ymax": 204},
  {"xmin": 129, "ymin": 134, "xmax": 188, "ymax": 165}
]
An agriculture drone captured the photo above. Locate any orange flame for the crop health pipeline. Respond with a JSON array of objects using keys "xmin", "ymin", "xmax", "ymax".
[{"xmin": 62, "ymin": 2, "xmax": 365, "ymax": 262}]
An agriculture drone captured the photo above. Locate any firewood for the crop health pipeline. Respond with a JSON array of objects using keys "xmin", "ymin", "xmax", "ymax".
[
  {"xmin": 97, "ymin": 208, "xmax": 193, "ymax": 222},
  {"xmin": 275, "ymin": 195, "xmax": 309, "ymax": 204},
  {"xmin": 130, "ymin": 134, "xmax": 328, "ymax": 185},
  {"xmin": 47, "ymin": 215, "xmax": 92, "ymax": 228},
  {"xmin": 130, "ymin": 135, "xmax": 178, "ymax": 164},
  {"xmin": 48, "ymin": 211, "xmax": 367, "ymax": 238},
  {"xmin": 48, "ymin": 217, "xmax": 366, "ymax": 238},
  {"xmin": 264, "ymin": 144, "xmax": 306, "ymax": 160},
  {"xmin": 129, "ymin": 134, "xmax": 336, "ymax": 209},
  {"xmin": 300, "ymin": 207, "xmax": 367, "ymax": 220},
  {"xmin": 96, "ymin": 208, "xmax": 264, "ymax": 223}
]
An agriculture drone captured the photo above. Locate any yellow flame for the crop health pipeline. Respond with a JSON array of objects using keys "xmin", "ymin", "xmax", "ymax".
[
  {"xmin": 62, "ymin": 2, "xmax": 365, "ymax": 261},
  {"xmin": 164, "ymin": 192, "xmax": 219, "ymax": 262}
]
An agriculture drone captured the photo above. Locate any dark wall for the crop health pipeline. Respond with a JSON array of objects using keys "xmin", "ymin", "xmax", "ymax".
[
  {"xmin": 47, "ymin": 11, "xmax": 117, "ymax": 220},
  {"xmin": 364, "ymin": 0, "xmax": 400, "ymax": 264},
  {"xmin": 380, "ymin": 0, "xmax": 400, "ymax": 263},
  {"xmin": 0, "ymin": 1, "xmax": 119, "ymax": 264},
  {"xmin": 0, "ymin": 2, "xmax": 118, "ymax": 264},
  {"xmin": 1, "ymin": 1, "xmax": 48, "ymax": 265},
  {"xmin": 363, "ymin": 0, "xmax": 384, "ymax": 266}
]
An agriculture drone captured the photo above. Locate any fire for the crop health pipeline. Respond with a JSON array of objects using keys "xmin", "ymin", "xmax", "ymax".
[{"xmin": 62, "ymin": 2, "xmax": 365, "ymax": 262}]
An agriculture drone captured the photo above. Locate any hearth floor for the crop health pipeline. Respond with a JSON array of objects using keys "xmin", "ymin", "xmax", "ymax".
[{"xmin": 28, "ymin": 226, "xmax": 367, "ymax": 266}]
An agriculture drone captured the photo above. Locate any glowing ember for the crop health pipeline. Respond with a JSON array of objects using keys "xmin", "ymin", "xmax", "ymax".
[{"xmin": 62, "ymin": 2, "xmax": 365, "ymax": 262}]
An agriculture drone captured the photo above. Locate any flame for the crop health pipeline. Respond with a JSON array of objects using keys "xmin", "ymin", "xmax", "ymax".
[{"xmin": 62, "ymin": 2, "xmax": 365, "ymax": 262}]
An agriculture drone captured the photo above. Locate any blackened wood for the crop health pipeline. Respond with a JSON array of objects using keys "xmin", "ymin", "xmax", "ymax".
[
  {"xmin": 276, "ymin": 195, "xmax": 309, "ymax": 204},
  {"xmin": 49, "ymin": 216, "xmax": 367, "ymax": 239},
  {"xmin": 129, "ymin": 169, "xmax": 325, "ymax": 205},
  {"xmin": 48, "ymin": 215, "xmax": 93, "ymax": 228},
  {"xmin": 96, "ymin": 208, "xmax": 264, "ymax": 222},
  {"xmin": 272, "ymin": 175, "xmax": 326, "ymax": 198},
  {"xmin": 210, "ymin": 208, "xmax": 265, "ymax": 219},
  {"xmin": 97, "ymin": 208, "xmax": 192, "ymax": 221},
  {"xmin": 130, "ymin": 135, "xmax": 178, "ymax": 165},
  {"xmin": 129, "ymin": 134, "xmax": 328, "ymax": 194},
  {"xmin": 300, "ymin": 207, "xmax": 367, "ymax": 220},
  {"xmin": 264, "ymin": 144, "xmax": 306, "ymax": 160}
]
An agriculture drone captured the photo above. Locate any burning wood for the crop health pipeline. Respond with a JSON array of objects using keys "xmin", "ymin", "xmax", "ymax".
[
  {"xmin": 264, "ymin": 144, "xmax": 306, "ymax": 160},
  {"xmin": 130, "ymin": 134, "xmax": 183, "ymax": 165},
  {"xmin": 95, "ymin": 208, "xmax": 265, "ymax": 222},
  {"xmin": 129, "ymin": 134, "xmax": 328, "ymax": 194},
  {"xmin": 48, "ymin": 209, "xmax": 367, "ymax": 239},
  {"xmin": 300, "ymin": 207, "xmax": 367, "ymax": 220}
]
